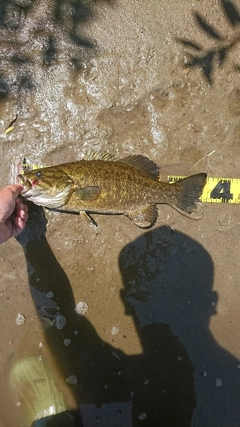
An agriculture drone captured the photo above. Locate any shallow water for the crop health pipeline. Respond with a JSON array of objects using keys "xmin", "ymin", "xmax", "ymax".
[{"xmin": 0, "ymin": 0, "xmax": 240, "ymax": 426}]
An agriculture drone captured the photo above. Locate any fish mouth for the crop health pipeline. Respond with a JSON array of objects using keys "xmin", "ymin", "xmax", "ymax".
[
  {"xmin": 17, "ymin": 174, "xmax": 37, "ymax": 197},
  {"xmin": 17, "ymin": 173, "xmax": 73, "ymax": 208}
]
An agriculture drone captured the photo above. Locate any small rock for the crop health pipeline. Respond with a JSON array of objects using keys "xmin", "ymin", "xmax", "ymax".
[
  {"xmin": 46, "ymin": 291, "xmax": 54, "ymax": 298},
  {"xmin": 111, "ymin": 326, "xmax": 119, "ymax": 335},
  {"xmin": 215, "ymin": 377, "xmax": 222, "ymax": 387},
  {"xmin": 66, "ymin": 375, "xmax": 78, "ymax": 385},
  {"xmin": 183, "ymin": 67, "xmax": 191, "ymax": 74},
  {"xmin": 15, "ymin": 313, "xmax": 26, "ymax": 325},
  {"xmin": 55, "ymin": 314, "xmax": 66, "ymax": 330},
  {"xmin": 75, "ymin": 301, "xmax": 89, "ymax": 316},
  {"xmin": 138, "ymin": 413, "xmax": 147, "ymax": 420}
]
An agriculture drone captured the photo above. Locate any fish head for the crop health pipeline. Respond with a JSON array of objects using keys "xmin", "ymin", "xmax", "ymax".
[{"xmin": 17, "ymin": 166, "xmax": 73, "ymax": 209}]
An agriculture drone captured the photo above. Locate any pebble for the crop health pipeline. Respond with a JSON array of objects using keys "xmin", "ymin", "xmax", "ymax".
[
  {"xmin": 111, "ymin": 326, "xmax": 119, "ymax": 335},
  {"xmin": 215, "ymin": 377, "xmax": 222, "ymax": 387},
  {"xmin": 138, "ymin": 413, "xmax": 147, "ymax": 420},
  {"xmin": 15, "ymin": 313, "xmax": 26, "ymax": 325},
  {"xmin": 46, "ymin": 291, "xmax": 54, "ymax": 298},
  {"xmin": 55, "ymin": 314, "xmax": 66, "ymax": 330},
  {"xmin": 66, "ymin": 375, "xmax": 78, "ymax": 385},
  {"xmin": 75, "ymin": 301, "xmax": 89, "ymax": 316}
]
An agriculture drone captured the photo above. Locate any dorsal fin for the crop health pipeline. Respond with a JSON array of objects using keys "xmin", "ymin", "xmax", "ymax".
[
  {"xmin": 84, "ymin": 152, "xmax": 116, "ymax": 162},
  {"xmin": 84, "ymin": 152, "xmax": 160, "ymax": 180},
  {"xmin": 119, "ymin": 155, "xmax": 159, "ymax": 180}
]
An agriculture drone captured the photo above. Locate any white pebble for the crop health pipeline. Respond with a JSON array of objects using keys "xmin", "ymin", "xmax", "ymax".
[
  {"xmin": 66, "ymin": 375, "xmax": 78, "ymax": 384},
  {"xmin": 64, "ymin": 338, "xmax": 71, "ymax": 346},
  {"xmin": 15, "ymin": 313, "xmax": 26, "ymax": 325},
  {"xmin": 111, "ymin": 326, "xmax": 119, "ymax": 335},
  {"xmin": 46, "ymin": 291, "xmax": 54, "ymax": 298},
  {"xmin": 55, "ymin": 314, "xmax": 66, "ymax": 330},
  {"xmin": 215, "ymin": 377, "xmax": 222, "ymax": 387},
  {"xmin": 75, "ymin": 301, "xmax": 89, "ymax": 316},
  {"xmin": 138, "ymin": 413, "xmax": 147, "ymax": 420}
]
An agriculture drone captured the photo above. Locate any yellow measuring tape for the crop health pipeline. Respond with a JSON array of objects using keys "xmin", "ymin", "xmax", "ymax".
[
  {"xmin": 168, "ymin": 176, "xmax": 240, "ymax": 204},
  {"xmin": 19, "ymin": 162, "xmax": 239, "ymax": 204}
]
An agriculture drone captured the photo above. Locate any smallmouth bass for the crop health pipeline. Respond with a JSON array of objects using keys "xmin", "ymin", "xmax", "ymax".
[{"xmin": 18, "ymin": 154, "xmax": 207, "ymax": 228}]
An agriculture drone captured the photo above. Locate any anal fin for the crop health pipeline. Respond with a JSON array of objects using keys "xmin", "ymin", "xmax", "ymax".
[{"xmin": 125, "ymin": 204, "xmax": 158, "ymax": 228}]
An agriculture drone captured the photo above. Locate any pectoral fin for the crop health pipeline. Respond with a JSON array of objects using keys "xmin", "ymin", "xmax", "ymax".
[
  {"xmin": 75, "ymin": 186, "xmax": 101, "ymax": 201},
  {"xmin": 125, "ymin": 204, "xmax": 158, "ymax": 228}
]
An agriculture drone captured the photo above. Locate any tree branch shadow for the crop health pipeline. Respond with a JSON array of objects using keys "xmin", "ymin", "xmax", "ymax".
[
  {"xmin": 177, "ymin": 0, "xmax": 240, "ymax": 85},
  {"xmin": 0, "ymin": 0, "xmax": 116, "ymax": 98}
]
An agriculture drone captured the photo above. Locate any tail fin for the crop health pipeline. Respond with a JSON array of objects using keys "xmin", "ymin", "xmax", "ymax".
[{"xmin": 173, "ymin": 173, "xmax": 207, "ymax": 217}]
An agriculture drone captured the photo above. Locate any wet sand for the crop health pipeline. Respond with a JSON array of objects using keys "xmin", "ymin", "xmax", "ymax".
[{"xmin": 0, "ymin": 0, "xmax": 240, "ymax": 426}]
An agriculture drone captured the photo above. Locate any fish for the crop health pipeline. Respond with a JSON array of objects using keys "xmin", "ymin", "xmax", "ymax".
[{"xmin": 17, "ymin": 154, "xmax": 207, "ymax": 228}]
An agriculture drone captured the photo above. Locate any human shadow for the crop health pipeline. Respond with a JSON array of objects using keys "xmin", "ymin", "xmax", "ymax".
[
  {"xmin": 16, "ymin": 207, "xmax": 196, "ymax": 426},
  {"xmin": 177, "ymin": 0, "xmax": 240, "ymax": 84},
  {"xmin": 119, "ymin": 225, "xmax": 240, "ymax": 427},
  {"xmin": 16, "ymin": 209, "xmax": 238, "ymax": 426}
]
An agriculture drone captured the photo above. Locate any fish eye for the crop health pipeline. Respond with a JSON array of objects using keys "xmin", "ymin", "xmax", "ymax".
[{"xmin": 36, "ymin": 171, "xmax": 42, "ymax": 178}]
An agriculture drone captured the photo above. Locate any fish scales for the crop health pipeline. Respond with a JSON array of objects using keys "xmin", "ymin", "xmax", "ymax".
[
  {"xmin": 54, "ymin": 161, "xmax": 173, "ymax": 212},
  {"xmin": 18, "ymin": 155, "xmax": 207, "ymax": 228}
]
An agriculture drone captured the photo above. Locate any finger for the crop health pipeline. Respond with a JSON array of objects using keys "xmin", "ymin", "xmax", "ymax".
[
  {"xmin": 4, "ymin": 184, "xmax": 23, "ymax": 200},
  {"xmin": 15, "ymin": 208, "xmax": 28, "ymax": 221},
  {"xmin": 15, "ymin": 201, "xmax": 28, "ymax": 213},
  {"xmin": 13, "ymin": 214, "xmax": 28, "ymax": 235}
]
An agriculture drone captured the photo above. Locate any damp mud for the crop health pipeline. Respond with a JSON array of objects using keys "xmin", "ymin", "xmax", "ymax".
[{"xmin": 0, "ymin": 1, "xmax": 240, "ymax": 426}]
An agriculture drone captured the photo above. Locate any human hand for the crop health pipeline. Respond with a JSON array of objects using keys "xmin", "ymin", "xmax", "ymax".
[{"xmin": 0, "ymin": 184, "xmax": 28, "ymax": 244}]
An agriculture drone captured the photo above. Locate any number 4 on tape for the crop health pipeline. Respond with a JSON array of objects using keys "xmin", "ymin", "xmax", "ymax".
[
  {"xmin": 168, "ymin": 176, "xmax": 240, "ymax": 204},
  {"xmin": 201, "ymin": 177, "xmax": 240, "ymax": 204}
]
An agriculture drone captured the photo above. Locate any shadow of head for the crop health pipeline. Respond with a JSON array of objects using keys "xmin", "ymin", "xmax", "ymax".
[{"xmin": 119, "ymin": 226, "xmax": 216, "ymax": 330}]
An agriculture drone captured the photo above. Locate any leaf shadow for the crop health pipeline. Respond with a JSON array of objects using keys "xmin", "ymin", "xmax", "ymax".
[
  {"xmin": 177, "ymin": 0, "xmax": 240, "ymax": 85},
  {"xmin": 0, "ymin": 0, "xmax": 116, "ymax": 98}
]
